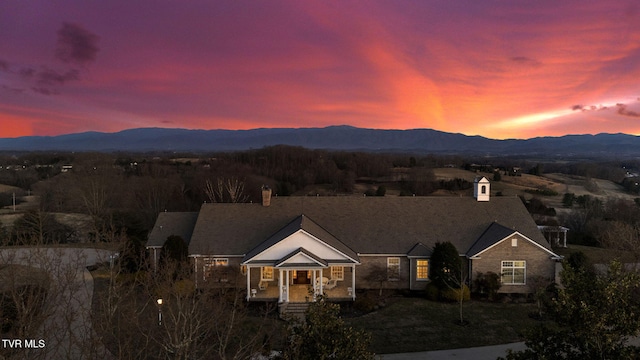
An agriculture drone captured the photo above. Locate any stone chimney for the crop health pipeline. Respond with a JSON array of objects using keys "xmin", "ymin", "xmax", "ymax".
[
  {"xmin": 261, "ymin": 185, "xmax": 272, "ymax": 206},
  {"xmin": 473, "ymin": 176, "xmax": 490, "ymax": 202}
]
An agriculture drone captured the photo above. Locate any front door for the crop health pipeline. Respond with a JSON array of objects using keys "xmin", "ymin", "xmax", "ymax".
[{"xmin": 294, "ymin": 270, "xmax": 310, "ymax": 285}]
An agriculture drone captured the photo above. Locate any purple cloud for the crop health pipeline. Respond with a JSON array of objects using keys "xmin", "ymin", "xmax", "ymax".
[{"xmin": 55, "ymin": 23, "xmax": 100, "ymax": 65}]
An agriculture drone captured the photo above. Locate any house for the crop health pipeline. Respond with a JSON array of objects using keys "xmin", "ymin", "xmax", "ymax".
[{"xmin": 147, "ymin": 177, "xmax": 561, "ymax": 307}]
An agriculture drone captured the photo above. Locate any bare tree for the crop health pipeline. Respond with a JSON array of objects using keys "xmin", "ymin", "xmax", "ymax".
[{"xmin": 204, "ymin": 177, "xmax": 249, "ymax": 203}]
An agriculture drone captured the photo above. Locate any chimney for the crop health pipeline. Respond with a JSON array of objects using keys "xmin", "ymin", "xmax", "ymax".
[{"xmin": 261, "ymin": 185, "xmax": 272, "ymax": 206}]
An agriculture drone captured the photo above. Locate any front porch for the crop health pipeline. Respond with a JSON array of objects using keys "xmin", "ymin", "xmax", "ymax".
[{"xmin": 245, "ymin": 266, "xmax": 356, "ymax": 302}]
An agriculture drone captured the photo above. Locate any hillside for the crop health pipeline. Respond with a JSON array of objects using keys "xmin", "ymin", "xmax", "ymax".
[{"xmin": 2, "ymin": 126, "xmax": 640, "ymax": 158}]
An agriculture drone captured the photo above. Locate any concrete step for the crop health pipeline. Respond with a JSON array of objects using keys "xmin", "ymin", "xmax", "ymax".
[{"xmin": 279, "ymin": 302, "xmax": 310, "ymax": 320}]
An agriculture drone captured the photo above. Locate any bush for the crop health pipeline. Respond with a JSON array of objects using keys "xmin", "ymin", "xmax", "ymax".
[
  {"xmin": 353, "ymin": 295, "xmax": 377, "ymax": 313},
  {"xmin": 473, "ymin": 272, "xmax": 501, "ymax": 300},
  {"xmin": 440, "ymin": 285, "xmax": 470, "ymax": 302},
  {"xmin": 424, "ymin": 282, "xmax": 439, "ymax": 301}
]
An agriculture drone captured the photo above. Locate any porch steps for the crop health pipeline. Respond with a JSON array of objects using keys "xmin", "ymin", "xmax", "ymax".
[{"xmin": 279, "ymin": 302, "xmax": 309, "ymax": 320}]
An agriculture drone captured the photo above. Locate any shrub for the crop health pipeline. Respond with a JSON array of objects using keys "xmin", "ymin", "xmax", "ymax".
[
  {"xmin": 473, "ymin": 271, "xmax": 501, "ymax": 300},
  {"xmin": 424, "ymin": 282, "xmax": 439, "ymax": 301},
  {"xmin": 353, "ymin": 295, "xmax": 377, "ymax": 313},
  {"xmin": 440, "ymin": 285, "xmax": 470, "ymax": 302}
]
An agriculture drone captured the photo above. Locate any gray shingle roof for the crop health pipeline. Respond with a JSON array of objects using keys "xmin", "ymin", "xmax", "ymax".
[
  {"xmin": 146, "ymin": 212, "xmax": 199, "ymax": 248},
  {"xmin": 466, "ymin": 222, "xmax": 519, "ymax": 257},
  {"xmin": 188, "ymin": 196, "xmax": 549, "ymax": 257},
  {"xmin": 242, "ymin": 215, "xmax": 359, "ymax": 262}
]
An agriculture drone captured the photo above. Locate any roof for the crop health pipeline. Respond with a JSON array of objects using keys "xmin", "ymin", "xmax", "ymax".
[
  {"xmin": 146, "ymin": 212, "xmax": 199, "ymax": 248},
  {"xmin": 188, "ymin": 196, "xmax": 550, "ymax": 257},
  {"xmin": 242, "ymin": 215, "xmax": 359, "ymax": 262},
  {"xmin": 466, "ymin": 222, "xmax": 519, "ymax": 257}
]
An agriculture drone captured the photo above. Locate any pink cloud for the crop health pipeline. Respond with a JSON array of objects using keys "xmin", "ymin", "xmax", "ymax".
[{"xmin": 1, "ymin": 1, "xmax": 639, "ymax": 139}]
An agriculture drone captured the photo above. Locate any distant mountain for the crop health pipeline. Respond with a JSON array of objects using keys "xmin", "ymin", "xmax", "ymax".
[{"xmin": 1, "ymin": 126, "xmax": 639, "ymax": 158}]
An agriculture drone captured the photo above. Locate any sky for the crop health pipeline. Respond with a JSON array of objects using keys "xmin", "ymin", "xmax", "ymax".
[{"xmin": 1, "ymin": 1, "xmax": 640, "ymax": 140}]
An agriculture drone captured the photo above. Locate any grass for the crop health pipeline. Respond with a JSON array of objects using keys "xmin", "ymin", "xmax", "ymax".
[
  {"xmin": 346, "ymin": 297, "xmax": 539, "ymax": 354},
  {"xmin": 554, "ymin": 244, "xmax": 639, "ymax": 264},
  {"xmin": 89, "ymin": 245, "xmax": 632, "ymax": 356}
]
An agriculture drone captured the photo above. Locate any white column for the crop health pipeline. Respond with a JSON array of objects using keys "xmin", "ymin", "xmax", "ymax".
[
  {"xmin": 286, "ymin": 270, "xmax": 290, "ymax": 302},
  {"xmin": 246, "ymin": 266, "xmax": 251, "ymax": 301},
  {"xmin": 318, "ymin": 269, "xmax": 323, "ymax": 297},
  {"xmin": 194, "ymin": 257, "xmax": 199, "ymax": 289},
  {"xmin": 278, "ymin": 269, "xmax": 283, "ymax": 302}
]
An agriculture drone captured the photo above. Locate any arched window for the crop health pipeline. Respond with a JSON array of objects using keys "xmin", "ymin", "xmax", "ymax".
[{"xmin": 481, "ymin": 185, "xmax": 486, "ymax": 194}]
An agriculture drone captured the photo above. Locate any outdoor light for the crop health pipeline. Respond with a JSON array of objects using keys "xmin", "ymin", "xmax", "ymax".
[{"xmin": 157, "ymin": 298, "xmax": 163, "ymax": 325}]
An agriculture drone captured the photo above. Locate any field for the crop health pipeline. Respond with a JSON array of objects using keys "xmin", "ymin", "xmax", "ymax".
[{"xmin": 432, "ymin": 168, "xmax": 633, "ymax": 209}]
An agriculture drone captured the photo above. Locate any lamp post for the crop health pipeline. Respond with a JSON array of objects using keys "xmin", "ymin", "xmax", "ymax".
[{"xmin": 157, "ymin": 298, "xmax": 163, "ymax": 325}]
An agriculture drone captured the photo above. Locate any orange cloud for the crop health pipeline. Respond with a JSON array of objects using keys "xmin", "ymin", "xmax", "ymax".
[{"xmin": 0, "ymin": 113, "xmax": 34, "ymax": 138}]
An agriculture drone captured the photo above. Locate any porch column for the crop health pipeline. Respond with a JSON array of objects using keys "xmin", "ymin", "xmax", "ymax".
[
  {"xmin": 246, "ymin": 266, "xmax": 251, "ymax": 301},
  {"xmin": 351, "ymin": 264, "xmax": 356, "ymax": 300},
  {"xmin": 194, "ymin": 257, "xmax": 199, "ymax": 289},
  {"xmin": 563, "ymin": 230, "xmax": 567, "ymax": 248},
  {"xmin": 318, "ymin": 269, "xmax": 323, "ymax": 297},
  {"xmin": 285, "ymin": 270, "xmax": 290, "ymax": 302},
  {"xmin": 278, "ymin": 269, "xmax": 283, "ymax": 302}
]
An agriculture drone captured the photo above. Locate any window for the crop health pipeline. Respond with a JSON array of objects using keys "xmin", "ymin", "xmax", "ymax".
[
  {"xmin": 261, "ymin": 266, "xmax": 274, "ymax": 281},
  {"xmin": 331, "ymin": 266, "xmax": 344, "ymax": 280},
  {"xmin": 416, "ymin": 259, "xmax": 429, "ymax": 280},
  {"xmin": 203, "ymin": 258, "xmax": 228, "ymax": 281},
  {"xmin": 481, "ymin": 185, "xmax": 487, "ymax": 194},
  {"xmin": 387, "ymin": 257, "xmax": 400, "ymax": 280},
  {"xmin": 501, "ymin": 261, "xmax": 526, "ymax": 285}
]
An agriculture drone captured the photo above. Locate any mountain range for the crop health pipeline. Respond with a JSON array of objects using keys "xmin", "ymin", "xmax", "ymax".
[{"xmin": 1, "ymin": 126, "xmax": 639, "ymax": 158}]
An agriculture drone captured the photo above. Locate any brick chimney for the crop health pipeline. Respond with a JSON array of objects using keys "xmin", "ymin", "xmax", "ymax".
[{"xmin": 261, "ymin": 185, "xmax": 272, "ymax": 206}]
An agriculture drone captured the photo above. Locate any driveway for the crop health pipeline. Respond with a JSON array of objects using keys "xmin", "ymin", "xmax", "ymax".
[
  {"xmin": 0, "ymin": 247, "xmax": 115, "ymax": 359},
  {"xmin": 378, "ymin": 342, "xmax": 526, "ymax": 360}
]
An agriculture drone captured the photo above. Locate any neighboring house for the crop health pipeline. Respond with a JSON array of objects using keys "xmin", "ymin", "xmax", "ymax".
[
  {"xmin": 146, "ymin": 212, "xmax": 199, "ymax": 271},
  {"xmin": 147, "ymin": 178, "xmax": 561, "ymax": 308}
]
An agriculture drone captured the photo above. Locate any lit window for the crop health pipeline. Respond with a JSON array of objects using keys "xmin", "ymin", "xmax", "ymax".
[
  {"xmin": 387, "ymin": 257, "xmax": 400, "ymax": 280},
  {"xmin": 203, "ymin": 258, "xmax": 228, "ymax": 282},
  {"xmin": 331, "ymin": 266, "xmax": 344, "ymax": 280},
  {"xmin": 501, "ymin": 261, "xmax": 526, "ymax": 285},
  {"xmin": 416, "ymin": 260, "xmax": 429, "ymax": 280},
  {"xmin": 261, "ymin": 266, "xmax": 274, "ymax": 281}
]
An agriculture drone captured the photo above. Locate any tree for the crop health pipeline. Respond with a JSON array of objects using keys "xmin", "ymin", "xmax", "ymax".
[
  {"xmin": 205, "ymin": 177, "xmax": 249, "ymax": 203},
  {"xmin": 430, "ymin": 242, "xmax": 468, "ymax": 324},
  {"xmin": 160, "ymin": 235, "xmax": 188, "ymax": 263},
  {"xmin": 282, "ymin": 299, "xmax": 375, "ymax": 360},
  {"xmin": 562, "ymin": 193, "xmax": 575, "ymax": 208},
  {"xmin": 429, "ymin": 242, "xmax": 461, "ymax": 291},
  {"xmin": 364, "ymin": 264, "xmax": 391, "ymax": 297},
  {"xmin": 501, "ymin": 261, "xmax": 640, "ymax": 360}
]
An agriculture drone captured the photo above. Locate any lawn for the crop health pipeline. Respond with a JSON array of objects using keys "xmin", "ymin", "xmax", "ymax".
[{"xmin": 346, "ymin": 297, "xmax": 539, "ymax": 354}]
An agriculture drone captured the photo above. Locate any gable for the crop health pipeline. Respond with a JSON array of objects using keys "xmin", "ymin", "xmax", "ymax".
[
  {"xmin": 469, "ymin": 230, "xmax": 560, "ymax": 260},
  {"xmin": 275, "ymin": 248, "xmax": 328, "ymax": 268},
  {"xmin": 244, "ymin": 229, "xmax": 357, "ymax": 264}
]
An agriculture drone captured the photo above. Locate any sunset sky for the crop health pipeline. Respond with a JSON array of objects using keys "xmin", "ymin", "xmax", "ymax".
[{"xmin": 1, "ymin": 1, "xmax": 640, "ymax": 139}]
